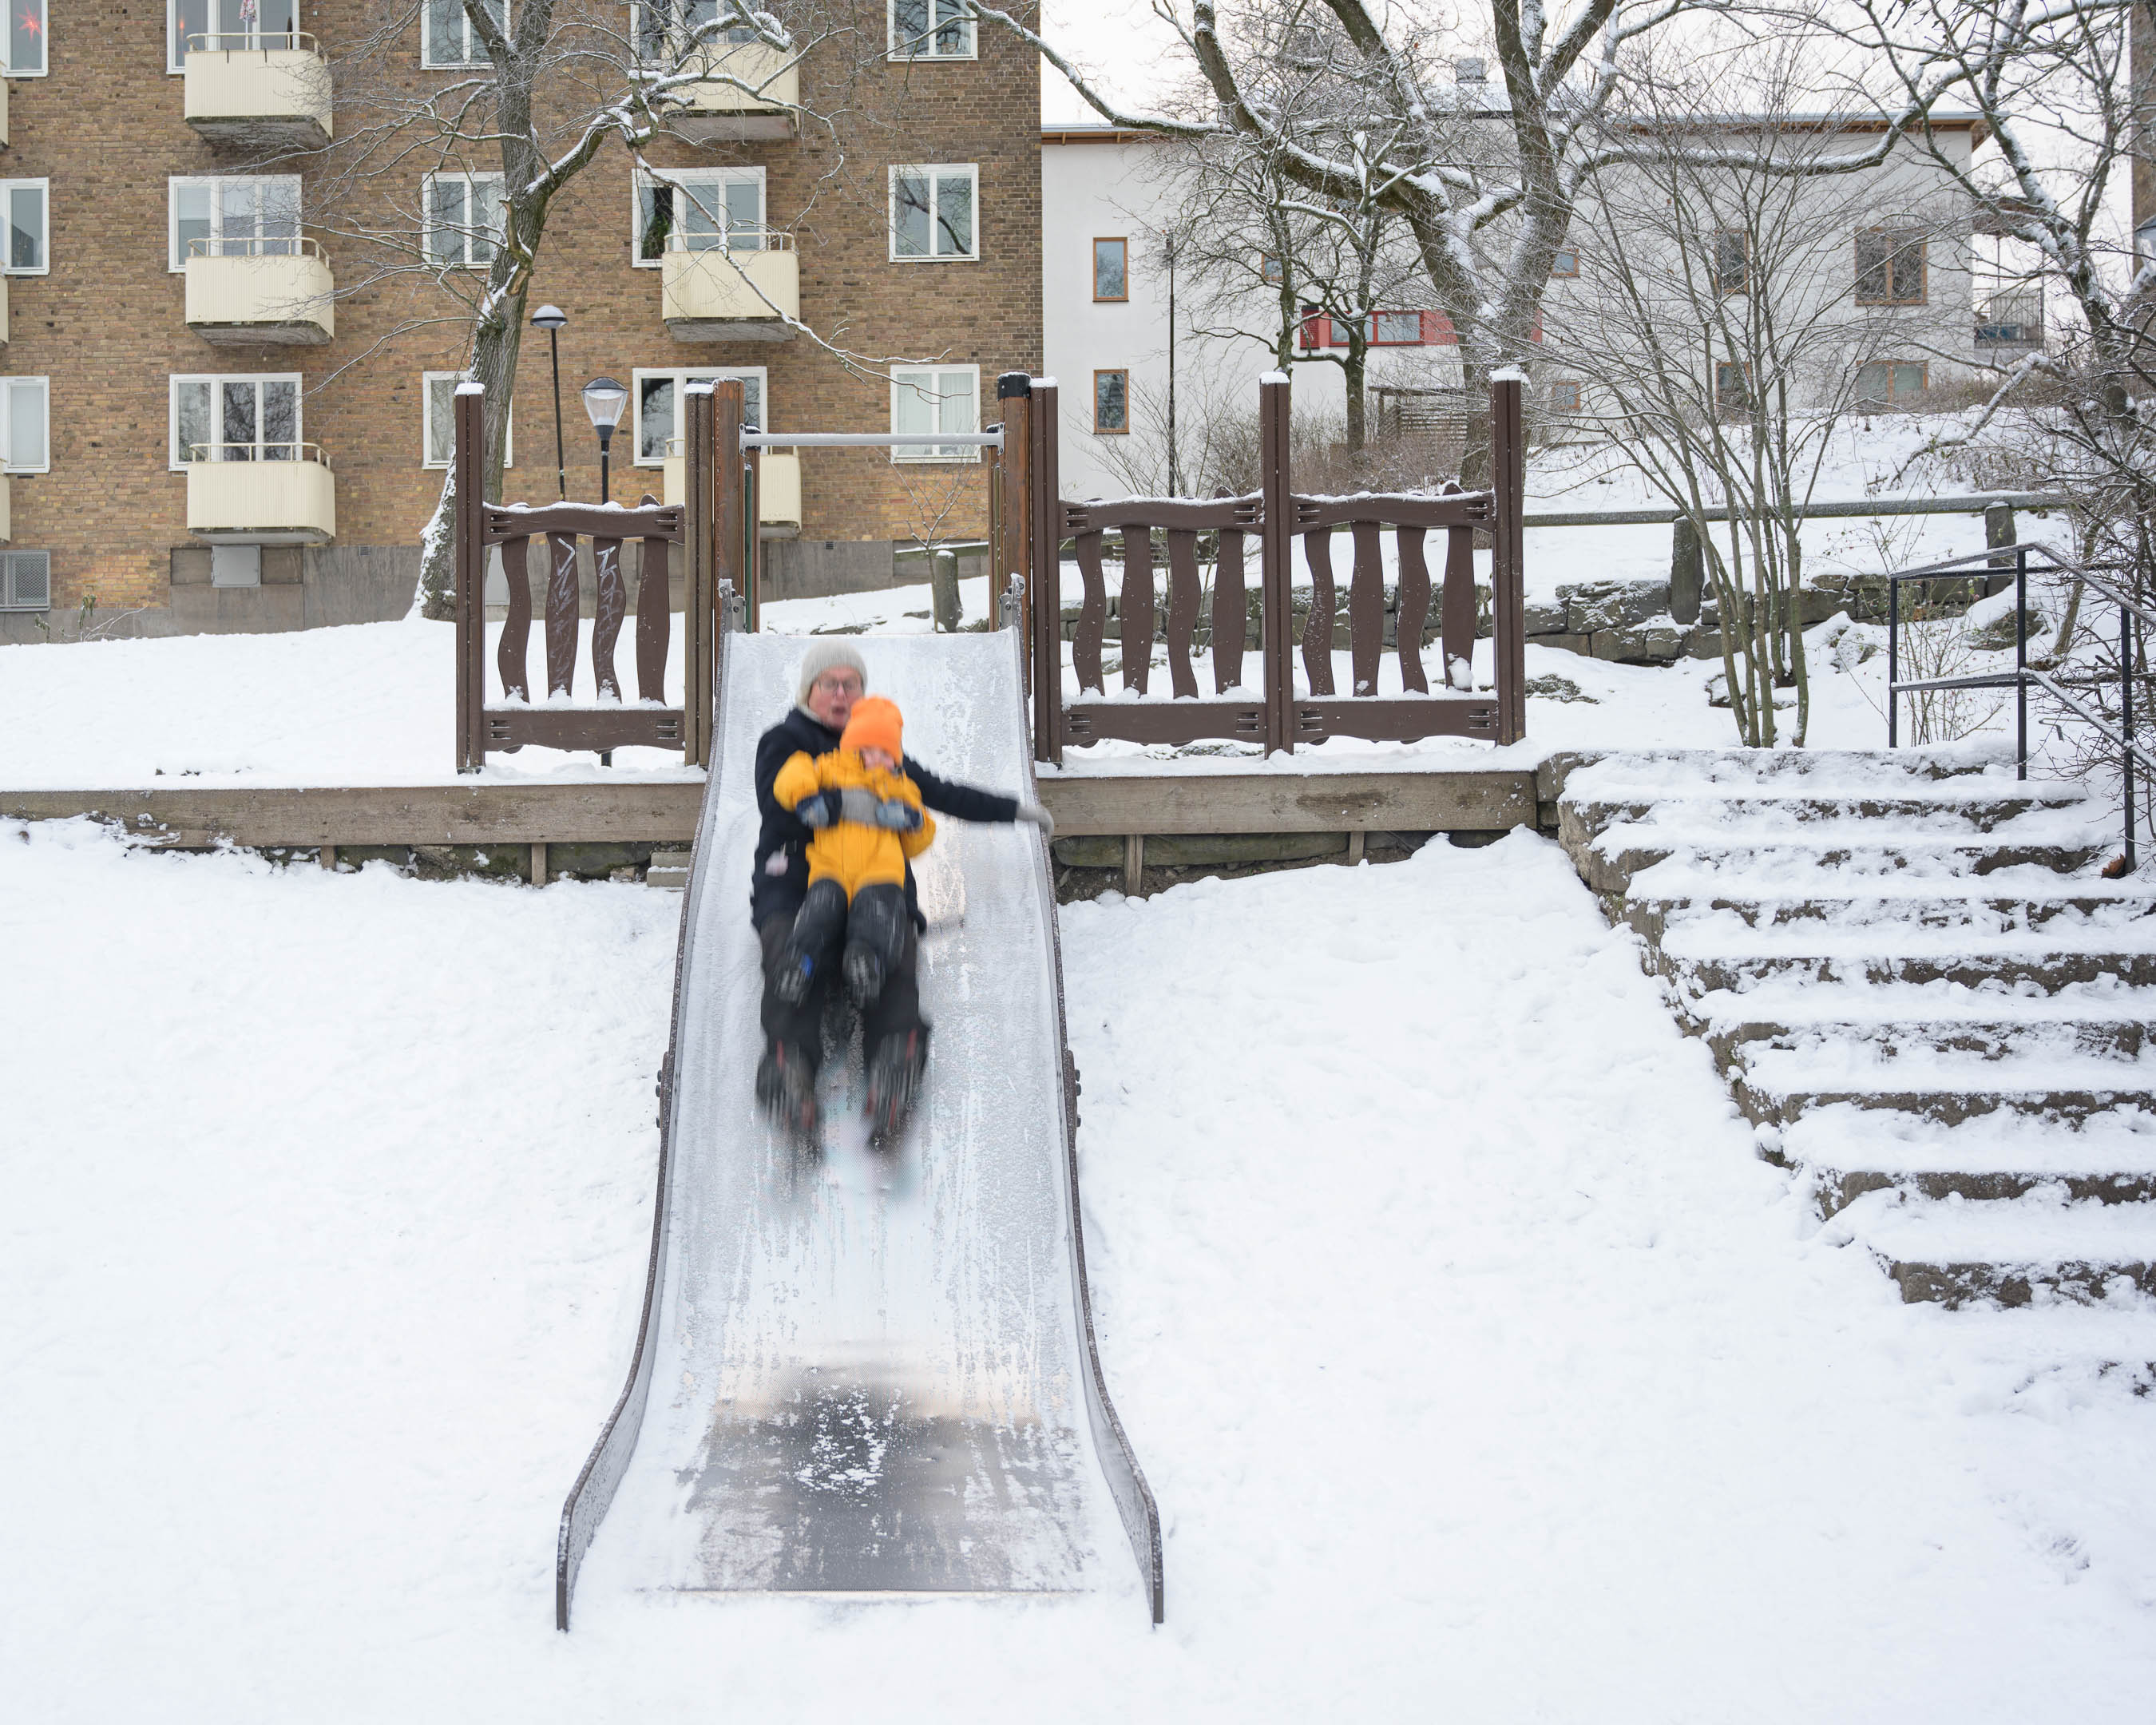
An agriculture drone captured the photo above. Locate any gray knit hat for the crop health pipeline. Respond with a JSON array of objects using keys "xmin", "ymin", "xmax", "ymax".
[{"xmin": 796, "ymin": 640, "xmax": 869, "ymax": 709}]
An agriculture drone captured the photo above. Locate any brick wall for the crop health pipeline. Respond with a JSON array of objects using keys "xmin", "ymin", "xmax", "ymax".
[{"xmin": 0, "ymin": 3, "xmax": 1040, "ymax": 621}]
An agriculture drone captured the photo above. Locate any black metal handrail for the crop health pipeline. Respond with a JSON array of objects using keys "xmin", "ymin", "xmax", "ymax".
[{"xmin": 1886, "ymin": 539, "xmax": 2146, "ymax": 869}]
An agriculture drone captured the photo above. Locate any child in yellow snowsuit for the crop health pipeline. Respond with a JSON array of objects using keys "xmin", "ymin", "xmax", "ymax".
[{"xmin": 771, "ymin": 695, "xmax": 936, "ymax": 1009}]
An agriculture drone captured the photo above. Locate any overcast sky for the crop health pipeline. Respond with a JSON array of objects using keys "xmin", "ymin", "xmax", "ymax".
[{"xmin": 1039, "ymin": 0, "xmax": 1187, "ymax": 123}]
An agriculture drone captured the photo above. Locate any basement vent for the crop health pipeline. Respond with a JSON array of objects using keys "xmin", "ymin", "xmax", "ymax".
[{"xmin": 0, "ymin": 549, "xmax": 49, "ymax": 611}]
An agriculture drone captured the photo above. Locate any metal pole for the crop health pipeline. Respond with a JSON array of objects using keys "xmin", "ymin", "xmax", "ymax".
[
  {"xmin": 549, "ymin": 327, "xmax": 566, "ymax": 501},
  {"xmin": 599, "ymin": 440, "xmax": 610, "ymax": 507},
  {"xmin": 2015, "ymin": 545, "xmax": 2027, "ymax": 780},
  {"xmin": 1888, "ymin": 575, "xmax": 1900, "ymax": 750}
]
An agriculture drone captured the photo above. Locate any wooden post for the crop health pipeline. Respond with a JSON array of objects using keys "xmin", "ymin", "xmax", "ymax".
[
  {"xmin": 454, "ymin": 384, "xmax": 485, "ymax": 772},
  {"xmin": 682, "ymin": 383, "xmax": 713, "ymax": 767},
  {"xmin": 1490, "ymin": 376, "xmax": 1527, "ymax": 746},
  {"xmin": 712, "ymin": 379, "xmax": 747, "ymax": 631},
  {"xmin": 530, "ymin": 842, "xmax": 548, "ymax": 886},
  {"xmin": 1031, "ymin": 379, "xmax": 1064, "ymax": 764},
  {"xmin": 745, "ymin": 442, "xmax": 764, "ymax": 626},
  {"xmin": 1123, "ymin": 833, "xmax": 1143, "ymax": 895},
  {"xmin": 1258, "ymin": 373, "xmax": 1294, "ymax": 755},
  {"xmin": 997, "ymin": 372, "xmax": 1035, "ymax": 712}
]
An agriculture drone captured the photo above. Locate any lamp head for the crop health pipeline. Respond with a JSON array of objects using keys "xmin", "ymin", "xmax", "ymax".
[
  {"xmin": 530, "ymin": 303, "xmax": 568, "ymax": 331},
  {"xmin": 581, "ymin": 375, "xmax": 628, "ymax": 447}
]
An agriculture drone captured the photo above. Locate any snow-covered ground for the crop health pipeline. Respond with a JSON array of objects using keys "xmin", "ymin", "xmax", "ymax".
[{"xmin": 6, "ymin": 817, "xmax": 2152, "ymax": 1721}]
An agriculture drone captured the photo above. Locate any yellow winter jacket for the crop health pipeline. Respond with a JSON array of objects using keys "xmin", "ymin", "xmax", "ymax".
[{"xmin": 773, "ymin": 748, "xmax": 936, "ymax": 898}]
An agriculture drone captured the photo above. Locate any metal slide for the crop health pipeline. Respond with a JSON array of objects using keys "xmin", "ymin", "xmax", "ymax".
[{"xmin": 556, "ymin": 624, "xmax": 1162, "ymax": 1627}]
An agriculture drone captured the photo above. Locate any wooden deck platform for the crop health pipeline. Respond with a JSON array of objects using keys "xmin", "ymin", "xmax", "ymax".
[{"xmin": 1, "ymin": 765, "xmax": 1550, "ymax": 848}]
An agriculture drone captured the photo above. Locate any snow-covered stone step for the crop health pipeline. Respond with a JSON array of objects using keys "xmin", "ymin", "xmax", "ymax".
[
  {"xmin": 1623, "ymin": 885, "xmax": 2156, "ymax": 946},
  {"xmin": 1735, "ymin": 1053, "xmax": 2156, "ymax": 1126},
  {"xmin": 1658, "ymin": 939, "xmax": 2156, "ymax": 995},
  {"xmin": 1826, "ymin": 1188, "xmax": 2156, "ymax": 1307},
  {"xmin": 1583, "ymin": 831, "xmax": 2106, "ymax": 897},
  {"xmin": 1562, "ymin": 745, "xmax": 2017, "ymax": 796},
  {"xmin": 1565, "ymin": 788, "xmax": 2089, "ymax": 840},
  {"xmin": 1688, "ymin": 980, "xmax": 2156, "ymax": 1064},
  {"xmin": 1774, "ymin": 1103, "xmax": 2156, "ymax": 1213}
]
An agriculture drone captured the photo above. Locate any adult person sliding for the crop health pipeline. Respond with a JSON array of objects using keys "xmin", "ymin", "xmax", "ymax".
[{"xmin": 751, "ymin": 641, "xmax": 1052, "ymax": 1142}]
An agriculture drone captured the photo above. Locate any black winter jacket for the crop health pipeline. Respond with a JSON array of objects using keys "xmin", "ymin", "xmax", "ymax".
[{"xmin": 750, "ymin": 705, "xmax": 1021, "ymax": 929}]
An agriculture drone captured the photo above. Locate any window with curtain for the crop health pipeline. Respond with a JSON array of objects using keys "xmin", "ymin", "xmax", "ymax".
[
  {"xmin": 170, "ymin": 375, "xmax": 302, "ymax": 465},
  {"xmin": 425, "ymin": 173, "xmax": 506, "ymax": 268},
  {"xmin": 636, "ymin": 170, "xmax": 767, "ymax": 260},
  {"xmin": 168, "ymin": 177, "xmax": 303, "ymax": 268},
  {"xmin": 890, "ymin": 367, "xmax": 979, "ymax": 461}
]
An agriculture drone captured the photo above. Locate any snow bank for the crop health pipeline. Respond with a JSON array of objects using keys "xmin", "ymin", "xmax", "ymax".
[{"xmin": 3, "ymin": 819, "xmax": 2152, "ymax": 1720}]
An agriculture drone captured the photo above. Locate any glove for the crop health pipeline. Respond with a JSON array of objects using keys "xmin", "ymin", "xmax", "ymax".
[
  {"xmin": 1017, "ymin": 802, "xmax": 1055, "ymax": 839},
  {"xmin": 798, "ymin": 789, "xmax": 842, "ymax": 830},
  {"xmin": 873, "ymin": 796, "xmax": 922, "ymax": 832}
]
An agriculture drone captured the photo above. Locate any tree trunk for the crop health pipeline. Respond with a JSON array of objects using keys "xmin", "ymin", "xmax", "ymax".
[
  {"xmin": 413, "ymin": 289, "xmax": 528, "ymax": 621},
  {"xmin": 1344, "ymin": 336, "xmax": 1367, "ymax": 456}
]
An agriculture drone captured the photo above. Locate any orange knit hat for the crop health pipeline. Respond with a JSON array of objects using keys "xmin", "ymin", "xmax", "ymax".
[{"xmin": 839, "ymin": 695, "xmax": 904, "ymax": 762}]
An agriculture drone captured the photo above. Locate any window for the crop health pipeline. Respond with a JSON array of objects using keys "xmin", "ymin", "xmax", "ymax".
[
  {"xmin": 0, "ymin": 551, "xmax": 50, "ymax": 612},
  {"xmin": 423, "ymin": 374, "xmax": 513, "ymax": 468},
  {"xmin": 1, "ymin": 180, "xmax": 49, "ymax": 275},
  {"xmin": 1, "ymin": 377, "xmax": 48, "ymax": 474},
  {"xmin": 1310, "ymin": 310, "xmax": 1438, "ymax": 347},
  {"xmin": 890, "ymin": 165, "xmax": 977, "ymax": 261},
  {"xmin": 1550, "ymin": 247, "xmax": 1579, "ymax": 279},
  {"xmin": 7, "ymin": 0, "xmax": 45, "ymax": 75},
  {"xmin": 170, "ymin": 374, "xmax": 302, "ymax": 468},
  {"xmin": 168, "ymin": 177, "xmax": 302, "ymax": 270},
  {"xmin": 1093, "ymin": 370, "xmax": 1129, "ymax": 434},
  {"xmin": 633, "ymin": 0, "xmax": 754, "ymax": 62},
  {"xmin": 635, "ymin": 169, "xmax": 767, "ymax": 262},
  {"xmin": 422, "ymin": 0, "xmax": 503, "ymax": 67},
  {"xmin": 1856, "ymin": 228, "xmax": 1926, "ymax": 305},
  {"xmin": 425, "ymin": 173, "xmax": 505, "ymax": 268},
  {"xmin": 1092, "ymin": 237, "xmax": 1128, "ymax": 301},
  {"xmin": 1714, "ymin": 361, "xmax": 1751, "ymax": 414},
  {"xmin": 1260, "ymin": 254, "xmax": 1285, "ymax": 286},
  {"xmin": 890, "ymin": 366, "xmax": 979, "ymax": 462},
  {"xmin": 1548, "ymin": 380, "xmax": 1583, "ymax": 414},
  {"xmin": 633, "ymin": 367, "xmax": 767, "ymax": 463},
  {"xmin": 1856, "ymin": 361, "xmax": 1927, "ymax": 405},
  {"xmin": 890, "ymin": 0, "xmax": 974, "ymax": 60},
  {"xmin": 170, "ymin": 0, "xmax": 299, "ymax": 71},
  {"xmin": 1712, "ymin": 228, "xmax": 1750, "ymax": 296}
]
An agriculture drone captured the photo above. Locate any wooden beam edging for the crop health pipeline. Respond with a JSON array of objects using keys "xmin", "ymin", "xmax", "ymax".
[{"xmin": 1035, "ymin": 770, "xmax": 1538, "ymax": 835}]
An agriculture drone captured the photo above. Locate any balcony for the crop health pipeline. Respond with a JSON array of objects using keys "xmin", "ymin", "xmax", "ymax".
[
  {"xmin": 183, "ymin": 34, "xmax": 333, "ymax": 153},
  {"xmin": 653, "ymin": 39, "xmax": 799, "ymax": 141},
  {"xmin": 184, "ymin": 237, "xmax": 335, "ymax": 346},
  {"xmin": 661, "ymin": 232, "xmax": 799, "ymax": 342},
  {"xmin": 185, "ymin": 445, "xmax": 337, "ymax": 545},
  {"xmin": 662, "ymin": 448, "xmax": 801, "ymax": 535},
  {"xmin": 0, "ymin": 276, "xmax": 9, "ymax": 346},
  {"xmin": 1975, "ymin": 291, "xmax": 2043, "ymax": 354}
]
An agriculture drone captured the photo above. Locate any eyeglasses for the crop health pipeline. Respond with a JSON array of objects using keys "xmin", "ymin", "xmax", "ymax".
[{"xmin": 813, "ymin": 672, "xmax": 864, "ymax": 695}]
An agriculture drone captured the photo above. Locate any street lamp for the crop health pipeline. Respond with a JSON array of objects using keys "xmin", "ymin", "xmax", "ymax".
[
  {"xmin": 530, "ymin": 303, "xmax": 567, "ymax": 501},
  {"xmin": 581, "ymin": 375, "xmax": 628, "ymax": 505}
]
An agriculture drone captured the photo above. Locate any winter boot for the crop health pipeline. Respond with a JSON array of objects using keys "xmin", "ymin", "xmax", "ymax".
[
  {"xmin": 755, "ymin": 1041, "xmax": 819, "ymax": 1140},
  {"xmin": 775, "ymin": 880, "xmax": 847, "ymax": 1008},
  {"xmin": 775, "ymin": 949, "xmax": 818, "ymax": 1006},
  {"xmin": 843, "ymin": 945, "xmax": 886, "ymax": 1009},
  {"xmin": 864, "ymin": 1027, "xmax": 927, "ymax": 1143}
]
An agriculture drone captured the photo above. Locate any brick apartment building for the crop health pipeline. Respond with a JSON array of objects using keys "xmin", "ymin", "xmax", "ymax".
[{"xmin": 0, "ymin": 1, "xmax": 1040, "ymax": 640}]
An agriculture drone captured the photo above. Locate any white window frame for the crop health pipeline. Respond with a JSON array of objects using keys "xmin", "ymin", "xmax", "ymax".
[
  {"xmin": 631, "ymin": 0, "xmax": 758, "ymax": 65},
  {"xmin": 419, "ymin": 0, "xmax": 502, "ymax": 69},
  {"xmin": 888, "ymin": 164, "xmax": 979, "ymax": 263},
  {"xmin": 632, "ymin": 167, "xmax": 769, "ymax": 267},
  {"xmin": 168, "ymin": 373, "xmax": 305, "ymax": 470},
  {"xmin": 6, "ymin": 0, "xmax": 48, "ymax": 77},
  {"xmin": 167, "ymin": 176, "xmax": 303, "ymax": 272},
  {"xmin": 888, "ymin": 0, "xmax": 975, "ymax": 61},
  {"xmin": 631, "ymin": 367, "xmax": 769, "ymax": 465},
  {"xmin": 422, "ymin": 373, "xmax": 513, "ymax": 469},
  {"xmin": 1, "ymin": 180, "xmax": 50, "ymax": 276},
  {"xmin": 889, "ymin": 365, "xmax": 980, "ymax": 464},
  {"xmin": 0, "ymin": 550, "xmax": 51, "ymax": 612},
  {"xmin": 2, "ymin": 377, "xmax": 50, "ymax": 474},
  {"xmin": 424, "ymin": 172, "xmax": 507, "ymax": 269},
  {"xmin": 167, "ymin": 0, "xmax": 302, "ymax": 74}
]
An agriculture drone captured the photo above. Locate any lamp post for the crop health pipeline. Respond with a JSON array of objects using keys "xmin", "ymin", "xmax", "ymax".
[
  {"xmin": 581, "ymin": 375, "xmax": 628, "ymax": 505},
  {"xmin": 531, "ymin": 303, "xmax": 568, "ymax": 501}
]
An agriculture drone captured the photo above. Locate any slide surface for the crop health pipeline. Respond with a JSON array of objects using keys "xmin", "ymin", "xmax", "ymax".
[{"xmin": 558, "ymin": 628, "xmax": 1159, "ymax": 1622}]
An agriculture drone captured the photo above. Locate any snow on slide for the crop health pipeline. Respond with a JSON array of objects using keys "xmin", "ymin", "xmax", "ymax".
[{"xmin": 557, "ymin": 627, "xmax": 1161, "ymax": 1625}]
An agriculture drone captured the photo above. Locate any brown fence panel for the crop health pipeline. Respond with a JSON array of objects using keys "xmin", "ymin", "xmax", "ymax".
[
  {"xmin": 636, "ymin": 526, "xmax": 671, "ymax": 704},
  {"xmin": 1301, "ymin": 525, "xmax": 1338, "ymax": 696},
  {"xmin": 592, "ymin": 535, "xmax": 627, "ymax": 700},
  {"xmin": 1214, "ymin": 519, "xmax": 1246, "ymax": 695},
  {"xmin": 1396, "ymin": 527, "xmax": 1431, "ymax": 693},
  {"xmin": 1348, "ymin": 521, "xmax": 1384, "ymax": 696},
  {"xmin": 1163, "ymin": 529, "xmax": 1202, "ymax": 700},
  {"xmin": 1441, "ymin": 520, "xmax": 1475, "ymax": 692},
  {"xmin": 498, "ymin": 534, "xmax": 533, "ymax": 702}
]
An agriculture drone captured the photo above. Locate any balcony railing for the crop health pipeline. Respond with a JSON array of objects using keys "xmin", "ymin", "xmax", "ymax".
[
  {"xmin": 660, "ymin": 230, "xmax": 799, "ymax": 343},
  {"xmin": 184, "ymin": 234, "xmax": 335, "ymax": 345},
  {"xmin": 641, "ymin": 38, "xmax": 799, "ymax": 140},
  {"xmin": 183, "ymin": 32, "xmax": 333, "ymax": 151},
  {"xmin": 184, "ymin": 442, "xmax": 336, "ymax": 544},
  {"xmin": 661, "ymin": 442, "xmax": 800, "ymax": 529},
  {"xmin": 1975, "ymin": 292, "xmax": 2043, "ymax": 349}
]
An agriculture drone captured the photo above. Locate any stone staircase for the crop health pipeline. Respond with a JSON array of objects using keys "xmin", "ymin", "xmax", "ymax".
[{"xmin": 1556, "ymin": 748, "xmax": 2156, "ymax": 1311}]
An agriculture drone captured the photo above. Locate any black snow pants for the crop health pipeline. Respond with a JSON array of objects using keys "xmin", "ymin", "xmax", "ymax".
[{"xmin": 759, "ymin": 895, "xmax": 921, "ymax": 1073}]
